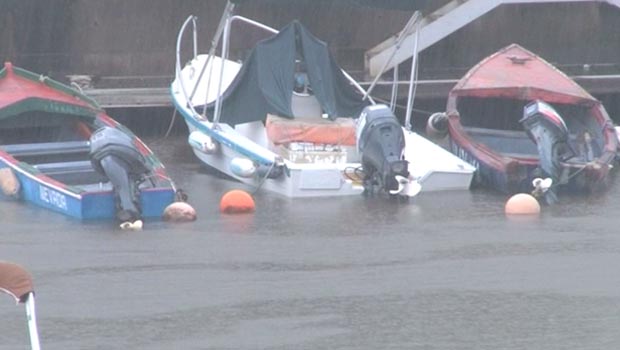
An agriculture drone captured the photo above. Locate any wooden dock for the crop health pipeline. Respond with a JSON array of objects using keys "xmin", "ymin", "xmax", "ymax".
[
  {"xmin": 85, "ymin": 87, "xmax": 171, "ymax": 108},
  {"xmin": 83, "ymin": 74, "xmax": 620, "ymax": 109}
]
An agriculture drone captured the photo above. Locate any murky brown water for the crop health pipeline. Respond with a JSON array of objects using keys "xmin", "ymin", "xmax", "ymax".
[{"xmin": 2, "ymin": 134, "xmax": 620, "ymax": 350}]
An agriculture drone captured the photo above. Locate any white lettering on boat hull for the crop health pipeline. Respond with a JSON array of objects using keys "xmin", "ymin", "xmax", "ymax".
[{"xmin": 39, "ymin": 185, "xmax": 68, "ymax": 211}]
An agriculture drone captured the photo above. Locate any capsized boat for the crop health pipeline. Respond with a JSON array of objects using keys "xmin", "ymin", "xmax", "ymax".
[
  {"xmin": 171, "ymin": 2, "xmax": 474, "ymax": 198},
  {"xmin": 0, "ymin": 261, "xmax": 40, "ymax": 350},
  {"xmin": 427, "ymin": 44, "xmax": 618, "ymax": 202},
  {"xmin": 0, "ymin": 62, "xmax": 176, "ymax": 221}
]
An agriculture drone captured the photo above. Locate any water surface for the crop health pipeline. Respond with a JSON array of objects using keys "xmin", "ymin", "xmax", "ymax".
[{"xmin": 1, "ymin": 135, "xmax": 620, "ymax": 350}]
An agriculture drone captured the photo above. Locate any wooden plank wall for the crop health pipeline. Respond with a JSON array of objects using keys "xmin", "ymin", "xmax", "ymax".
[{"xmin": 1, "ymin": 1, "xmax": 619, "ymax": 84}]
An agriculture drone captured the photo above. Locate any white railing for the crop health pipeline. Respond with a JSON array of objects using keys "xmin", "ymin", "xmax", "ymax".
[
  {"xmin": 175, "ymin": 0, "xmax": 375, "ymax": 126},
  {"xmin": 174, "ymin": 15, "xmax": 199, "ymax": 117}
]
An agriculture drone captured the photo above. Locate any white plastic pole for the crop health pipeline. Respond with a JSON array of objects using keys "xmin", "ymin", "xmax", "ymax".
[
  {"xmin": 25, "ymin": 293, "xmax": 41, "ymax": 350},
  {"xmin": 404, "ymin": 20, "xmax": 420, "ymax": 131}
]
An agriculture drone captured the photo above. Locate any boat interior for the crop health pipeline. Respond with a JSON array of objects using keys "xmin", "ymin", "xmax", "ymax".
[
  {"xmin": 233, "ymin": 92, "xmax": 362, "ymax": 165},
  {"xmin": 0, "ymin": 112, "xmax": 109, "ymax": 190},
  {"xmin": 457, "ymin": 97, "xmax": 604, "ymax": 162}
]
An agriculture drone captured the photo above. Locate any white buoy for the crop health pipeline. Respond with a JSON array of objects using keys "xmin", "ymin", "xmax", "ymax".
[
  {"xmin": 188, "ymin": 131, "xmax": 219, "ymax": 154},
  {"xmin": 230, "ymin": 158, "xmax": 256, "ymax": 178}
]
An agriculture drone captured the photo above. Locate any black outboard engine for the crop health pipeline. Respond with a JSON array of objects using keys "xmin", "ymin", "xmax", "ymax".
[
  {"xmin": 90, "ymin": 126, "xmax": 150, "ymax": 222},
  {"xmin": 356, "ymin": 104, "xmax": 409, "ymax": 195},
  {"xmin": 520, "ymin": 100, "xmax": 574, "ymax": 204}
]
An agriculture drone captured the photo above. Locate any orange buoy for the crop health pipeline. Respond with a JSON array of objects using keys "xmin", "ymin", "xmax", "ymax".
[
  {"xmin": 163, "ymin": 201, "xmax": 197, "ymax": 222},
  {"xmin": 505, "ymin": 193, "xmax": 540, "ymax": 215},
  {"xmin": 220, "ymin": 190, "xmax": 255, "ymax": 214}
]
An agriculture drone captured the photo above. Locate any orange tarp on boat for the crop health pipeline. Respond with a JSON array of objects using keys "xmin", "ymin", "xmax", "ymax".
[{"xmin": 265, "ymin": 114, "xmax": 357, "ymax": 146}]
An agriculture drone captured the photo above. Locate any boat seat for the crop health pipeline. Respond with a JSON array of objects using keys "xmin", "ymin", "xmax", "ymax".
[
  {"xmin": 34, "ymin": 160, "xmax": 94, "ymax": 175},
  {"xmin": 1, "ymin": 141, "xmax": 91, "ymax": 157},
  {"xmin": 265, "ymin": 114, "xmax": 357, "ymax": 146},
  {"xmin": 33, "ymin": 160, "xmax": 109, "ymax": 185}
]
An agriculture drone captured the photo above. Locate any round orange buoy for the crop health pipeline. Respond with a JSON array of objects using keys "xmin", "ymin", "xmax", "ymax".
[
  {"xmin": 163, "ymin": 201, "xmax": 197, "ymax": 222},
  {"xmin": 505, "ymin": 193, "xmax": 540, "ymax": 215},
  {"xmin": 220, "ymin": 190, "xmax": 255, "ymax": 214}
]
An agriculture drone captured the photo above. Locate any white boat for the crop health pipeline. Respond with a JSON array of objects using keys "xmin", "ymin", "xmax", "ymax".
[{"xmin": 170, "ymin": 2, "xmax": 474, "ymax": 198}]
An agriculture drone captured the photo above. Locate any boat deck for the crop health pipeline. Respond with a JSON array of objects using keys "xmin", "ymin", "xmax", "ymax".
[{"xmin": 465, "ymin": 127, "xmax": 600, "ymax": 164}]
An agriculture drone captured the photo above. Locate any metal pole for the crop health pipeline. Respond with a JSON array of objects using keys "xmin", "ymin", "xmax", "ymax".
[
  {"xmin": 404, "ymin": 20, "xmax": 420, "ymax": 131},
  {"xmin": 390, "ymin": 64, "xmax": 398, "ymax": 112},
  {"xmin": 363, "ymin": 11, "xmax": 420, "ymax": 101},
  {"xmin": 25, "ymin": 294, "xmax": 41, "ymax": 350},
  {"xmin": 213, "ymin": 13, "xmax": 232, "ymax": 125}
]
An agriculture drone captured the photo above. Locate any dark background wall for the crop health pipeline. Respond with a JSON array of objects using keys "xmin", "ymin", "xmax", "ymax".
[
  {"xmin": 1, "ymin": 0, "xmax": 620, "ymax": 125},
  {"xmin": 2, "ymin": 1, "xmax": 619, "ymax": 79}
]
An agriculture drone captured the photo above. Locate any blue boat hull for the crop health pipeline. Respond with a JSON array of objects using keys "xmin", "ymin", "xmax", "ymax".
[{"xmin": 1, "ymin": 161, "xmax": 175, "ymax": 220}]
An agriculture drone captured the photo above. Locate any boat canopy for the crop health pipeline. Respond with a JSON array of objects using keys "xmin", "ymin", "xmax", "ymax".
[
  {"xmin": 449, "ymin": 44, "xmax": 599, "ymax": 107},
  {"xmin": 202, "ymin": 20, "xmax": 369, "ymax": 125},
  {"xmin": 0, "ymin": 261, "xmax": 34, "ymax": 303}
]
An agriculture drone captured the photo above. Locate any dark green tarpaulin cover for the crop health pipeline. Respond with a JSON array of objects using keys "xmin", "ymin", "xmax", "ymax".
[{"xmin": 203, "ymin": 20, "xmax": 369, "ymax": 125}]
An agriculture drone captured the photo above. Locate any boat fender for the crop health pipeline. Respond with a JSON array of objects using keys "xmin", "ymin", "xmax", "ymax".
[
  {"xmin": 188, "ymin": 131, "xmax": 219, "ymax": 154},
  {"xmin": 425, "ymin": 112, "xmax": 449, "ymax": 139},
  {"xmin": 163, "ymin": 202, "xmax": 197, "ymax": 222},
  {"xmin": 230, "ymin": 158, "xmax": 256, "ymax": 178},
  {"xmin": 0, "ymin": 168, "xmax": 20, "ymax": 197},
  {"xmin": 505, "ymin": 193, "xmax": 540, "ymax": 215}
]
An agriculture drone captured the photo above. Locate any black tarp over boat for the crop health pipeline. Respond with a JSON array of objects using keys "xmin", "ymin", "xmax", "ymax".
[{"xmin": 202, "ymin": 20, "xmax": 369, "ymax": 125}]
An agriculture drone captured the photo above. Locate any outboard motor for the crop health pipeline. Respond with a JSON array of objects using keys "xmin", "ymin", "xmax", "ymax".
[
  {"xmin": 356, "ymin": 104, "xmax": 409, "ymax": 195},
  {"xmin": 520, "ymin": 100, "xmax": 574, "ymax": 204},
  {"xmin": 90, "ymin": 127, "xmax": 150, "ymax": 222}
]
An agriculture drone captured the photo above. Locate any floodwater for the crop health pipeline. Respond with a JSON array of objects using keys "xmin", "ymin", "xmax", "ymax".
[{"xmin": 2, "ymin": 134, "xmax": 620, "ymax": 350}]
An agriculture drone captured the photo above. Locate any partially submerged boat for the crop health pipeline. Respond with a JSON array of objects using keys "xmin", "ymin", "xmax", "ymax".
[
  {"xmin": 0, "ymin": 261, "xmax": 40, "ymax": 350},
  {"xmin": 171, "ymin": 2, "xmax": 474, "ymax": 198},
  {"xmin": 427, "ymin": 44, "xmax": 618, "ymax": 202},
  {"xmin": 0, "ymin": 62, "xmax": 176, "ymax": 221}
]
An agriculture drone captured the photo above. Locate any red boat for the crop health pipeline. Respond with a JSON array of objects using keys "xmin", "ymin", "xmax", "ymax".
[
  {"xmin": 428, "ymin": 44, "xmax": 618, "ymax": 202},
  {"xmin": 0, "ymin": 62, "xmax": 176, "ymax": 221}
]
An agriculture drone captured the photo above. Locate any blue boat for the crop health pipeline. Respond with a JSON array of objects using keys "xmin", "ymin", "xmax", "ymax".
[{"xmin": 0, "ymin": 62, "xmax": 176, "ymax": 221}]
